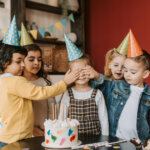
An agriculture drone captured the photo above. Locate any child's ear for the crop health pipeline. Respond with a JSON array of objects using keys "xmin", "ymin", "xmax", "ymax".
[{"xmin": 143, "ymin": 70, "xmax": 150, "ymax": 79}]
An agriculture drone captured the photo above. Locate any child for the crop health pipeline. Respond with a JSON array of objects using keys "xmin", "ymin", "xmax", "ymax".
[
  {"xmin": 23, "ymin": 44, "xmax": 56, "ymax": 137},
  {"xmin": 82, "ymin": 48, "xmax": 126, "ymax": 83},
  {"xmin": 59, "ymin": 55, "xmax": 109, "ymax": 136},
  {"xmin": 104, "ymin": 48, "xmax": 126, "ymax": 80},
  {"xmin": 86, "ymin": 50, "xmax": 150, "ymax": 141},
  {"xmin": 0, "ymin": 44, "xmax": 80, "ymax": 147}
]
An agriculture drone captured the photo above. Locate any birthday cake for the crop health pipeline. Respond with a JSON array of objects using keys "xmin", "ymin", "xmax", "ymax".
[
  {"xmin": 43, "ymin": 118, "xmax": 80, "ymax": 148},
  {"xmin": 142, "ymin": 139, "xmax": 150, "ymax": 150}
]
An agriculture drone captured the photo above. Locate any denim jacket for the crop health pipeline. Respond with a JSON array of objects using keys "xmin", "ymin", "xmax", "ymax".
[{"xmin": 91, "ymin": 76, "xmax": 150, "ymax": 141}]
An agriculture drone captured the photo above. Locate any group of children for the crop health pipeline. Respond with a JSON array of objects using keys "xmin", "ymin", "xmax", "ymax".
[{"xmin": 0, "ymin": 16, "xmax": 150, "ymax": 149}]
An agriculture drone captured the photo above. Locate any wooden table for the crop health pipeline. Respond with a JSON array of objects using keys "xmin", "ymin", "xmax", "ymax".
[{"xmin": 1, "ymin": 135, "xmax": 142, "ymax": 150}]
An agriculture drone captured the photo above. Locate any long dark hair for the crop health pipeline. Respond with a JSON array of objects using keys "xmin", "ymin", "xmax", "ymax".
[{"xmin": 23, "ymin": 44, "xmax": 52, "ymax": 85}]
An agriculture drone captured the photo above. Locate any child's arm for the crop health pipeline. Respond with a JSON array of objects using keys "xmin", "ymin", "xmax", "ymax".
[
  {"xmin": 96, "ymin": 90, "xmax": 109, "ymax": 135},
  {"xmin": 82, "ymin": 65, "xmax": 105, "ymax": 88},
  {"xmin": 4, "ymin": 69, "xmax": 80, "ymax": 101},
  {"xmin": 58, "ymin": 91, "xmax": 70, "ymax": 120}
]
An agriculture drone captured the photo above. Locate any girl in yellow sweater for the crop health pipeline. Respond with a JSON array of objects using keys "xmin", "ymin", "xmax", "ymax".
[{"xmin": 0, "ymin": 44, "xmax": 79, "ymax": 148}]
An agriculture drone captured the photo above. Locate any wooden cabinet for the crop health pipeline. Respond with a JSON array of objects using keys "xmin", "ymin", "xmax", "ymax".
[{"xmin": 11, "ymin": 0, "xmax": 85, "ymax": 74}]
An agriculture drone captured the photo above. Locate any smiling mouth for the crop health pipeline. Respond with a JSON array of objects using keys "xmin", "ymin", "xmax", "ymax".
[{"xmin": 116, "ymin": 73, "xmax": 121, "ymax": 76}]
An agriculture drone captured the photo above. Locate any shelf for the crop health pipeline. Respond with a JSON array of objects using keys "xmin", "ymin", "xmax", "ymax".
[
  {"xmin": 34, "ymin": 38, "xmax": 82, "ymax": 46},
  {"xmin": 26, "ymin": 1, "xmax": 80, "ymax": 15},
  {"xmin": 34, "ymin": 38, "xmax": 65, "ymax": 45}
]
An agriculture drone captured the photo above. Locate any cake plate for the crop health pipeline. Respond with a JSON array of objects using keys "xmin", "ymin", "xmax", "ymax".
[{"xmin": 41, "ymin": 140, "xmax": 81, "ymax": 149}]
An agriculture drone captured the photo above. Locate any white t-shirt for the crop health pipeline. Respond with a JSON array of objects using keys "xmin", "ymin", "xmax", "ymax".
[
  {"xmin": 116, "ymin": 85, "xmax": 144, "ymax": 140},
  {"xmin": 58, "ymin": 88, "xmax": 109, "ymax": 135}
]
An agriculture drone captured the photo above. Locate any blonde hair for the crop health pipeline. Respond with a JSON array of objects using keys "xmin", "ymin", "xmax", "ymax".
[{"xmin": 104, "ymin": 48, "xmax": 122, "ymax": 77}]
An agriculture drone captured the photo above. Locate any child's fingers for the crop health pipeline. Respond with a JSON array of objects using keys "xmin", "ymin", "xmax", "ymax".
[{"xmin": 65, "ymin": 69, "xmax": 71, "ymax": 75}]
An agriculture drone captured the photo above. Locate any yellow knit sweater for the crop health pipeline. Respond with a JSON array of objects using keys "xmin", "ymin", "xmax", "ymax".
[{"xmin": 0, "ymin": 76, "xmax": 66, "ymax": 143}]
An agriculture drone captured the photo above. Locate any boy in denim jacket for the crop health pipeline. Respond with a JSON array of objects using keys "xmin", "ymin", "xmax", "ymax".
[{"xmin": 83, "ymin": 50, "xmax": 150, "ymax": 142}]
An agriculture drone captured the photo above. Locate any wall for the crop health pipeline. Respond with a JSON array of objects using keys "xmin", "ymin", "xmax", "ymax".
[
  {"xmin": 26, "ymin": 9, "xmax": 71, "ymax": 41},
  {"xmin": 85, "ymin": 0, "xmax": 150, "ymax": 84},
  {"xmin": 0, "ymin": 0, "xmax": 10, "ymax": 39}
]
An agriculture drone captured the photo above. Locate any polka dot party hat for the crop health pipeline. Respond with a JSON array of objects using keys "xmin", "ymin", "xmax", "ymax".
[
  {"xmin": 64, "ymin": 34, "xmax": 83, "ymax": 61},
  {"xmin": 20, "ymin": 23, "xmax": 34, "ymax": 46},
  {"xmin": 117, "ymin": 29, "xmax": 143, "ymax": 57},
  {"xmin": 127, "ymin": 29, "xmax": 143, "ymax": 58},
  {"xmin": 117, "ymin": 32, "xmax": 129, "ymax": 55},
  {"xmin": 3, "ymin": 16, "xmax": 20, "ymax": 46}
]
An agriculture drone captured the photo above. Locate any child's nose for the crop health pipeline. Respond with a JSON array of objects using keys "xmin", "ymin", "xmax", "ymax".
[
  {"xmin": 34, "ymin": 59, "xmax": 39, "ymax": 64},
  {"xmin": 21, "ymin": 61, "xmax": 25, "ymax": 67},
  {"xmin": 118, "ymin": 66, "xmax": 122, "ymax": 71}
]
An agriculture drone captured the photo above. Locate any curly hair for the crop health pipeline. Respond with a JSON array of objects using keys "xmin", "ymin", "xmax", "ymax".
[
  {"xmin": 0, "ymin": 44, "xmax": 27, "ymax": 72},
  {"xmin": 129, "ymin": 49, "xmax": 150, "ymax": 71}
]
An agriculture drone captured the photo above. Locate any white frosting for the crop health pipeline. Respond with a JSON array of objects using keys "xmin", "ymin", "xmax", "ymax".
[
  {"xmin": 44, "ymin": 118, "xmax": 79, "ymax": 148},
  {"xmin": 143, "ymin": 139, "xmax": 150, "ymax": 150}
]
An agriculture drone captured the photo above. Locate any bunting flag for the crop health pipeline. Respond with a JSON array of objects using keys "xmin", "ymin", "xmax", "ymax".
[
  {"xmin": 2, "ymin": 29, "xmax": 7, "ymax": 36},
  {"xmin": 61, "ymin": 18, "xmax": 67, "ymax": 27},
  {"xmin": 55, "ymin": 22, "xmax": 62, "ymax": 31},
  {"xmin": 69, "ymin": 13, "xmax": 75, "ymax": 22},
  {"xmin": 38, "ymin": 28, "xmax": 45, "ymax": 38},
  {"xmin": 29, "ymin": 30, "xmax": 38, "ymax": 40},
  {"xmin": 48, "ymin": 25, "xmax": 54, "ymax": 34},
  {"xmin": 3, "ymin": 16, "xmax": 20, "ymax": 46},
  {"xmin": 0, "ymin": 13, "xmax": 75, "ymax": 40}
]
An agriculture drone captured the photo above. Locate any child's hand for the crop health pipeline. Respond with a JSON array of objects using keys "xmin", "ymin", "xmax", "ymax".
[
  {"xmin": 63, "ymin": 69, "xmax": 80, "ymax": 85},
  {"xmin": 82, "ymin": 65, "xmax": 99, "ymax": 80}
]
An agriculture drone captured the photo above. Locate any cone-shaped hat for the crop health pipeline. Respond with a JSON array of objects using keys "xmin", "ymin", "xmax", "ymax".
[
  {"xmin": 128, "ymin": 30, "xmax": 143, "ymax": 57},
  {"xmin": 117, "ymin": 33, "xmax": 129, "ymax": 55},
  {"xmin": 3, "ymin": 16, "xmax": 20, "ymax": 46},
  {"xmin": 20, "ymin": 23, "xmax": 34, "ymax": 46},
  {"xmin": 64, "ymin": 34, "xmax": 83, "ymax": 61}
]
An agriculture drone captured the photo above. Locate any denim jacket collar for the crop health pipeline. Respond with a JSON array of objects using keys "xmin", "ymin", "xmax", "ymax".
[
  {"xmin": 143, "ymin": 82, "xmax": 150, "ymax": 96},
  {"xmin": 123, "ymin": 81, "xmax": 150, "ymax": 96}
]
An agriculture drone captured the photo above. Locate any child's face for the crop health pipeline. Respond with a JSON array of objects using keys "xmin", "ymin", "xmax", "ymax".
[
  {"xmin": 124, "ymin": 58, "xmax": 149, "ymax": 87},
  {"xmin": 4, "ymin": 53, "xmax": 25, "ymax": 76},
  {"xmin": 109, "ymin": 55, "xmax": 126, "ymax": 80},
  {"xmin": 24, "ymin": 50, "xmax": 42, "ymax": 75},
  {"xmin": 70, "ymin": 60, "xmax": 90, "ymax": 85}
]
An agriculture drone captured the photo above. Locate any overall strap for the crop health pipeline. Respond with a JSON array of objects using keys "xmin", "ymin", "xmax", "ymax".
[
  {"xmin": 68, "ymin": 88, "xmax": 74, "ymax": 100},
  {"xmin": 91, "ymin": 89, "xmax": 98, "ymax": 99}
]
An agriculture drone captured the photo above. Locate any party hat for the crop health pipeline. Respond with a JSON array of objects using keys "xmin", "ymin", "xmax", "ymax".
[
  {"xmin": 64, "ymin": 34, "xmax": 83, "ymax": 61},
  {"xmin": 3, "ymin": 16, "xmax": 20, "ymax": 46},
  {"xmin": 20, "ymin": 23, "xmax": 34, "ymax": 46},
  {"xmin": 127, "ymin": 30, "xmax": 143, "ymax": 57},
  {"xmin": 117, "ymin": 33, "xmax": 129, "ymax": 55}
]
